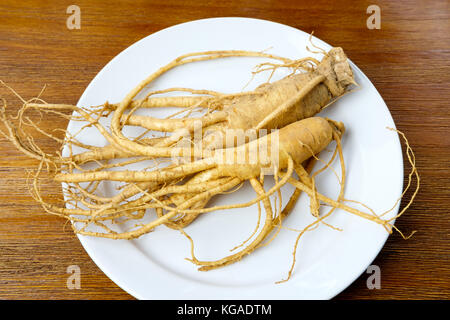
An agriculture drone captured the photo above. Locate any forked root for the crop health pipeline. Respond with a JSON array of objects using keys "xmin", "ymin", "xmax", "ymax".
[{"xmin": 276, "ymin": 128, "xmax": 419, "ymax": 282}]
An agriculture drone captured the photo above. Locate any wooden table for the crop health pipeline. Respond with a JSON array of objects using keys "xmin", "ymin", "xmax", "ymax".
[{"xmin": 0, "ymin": 0, "xmax": 448, "ymax": 300}]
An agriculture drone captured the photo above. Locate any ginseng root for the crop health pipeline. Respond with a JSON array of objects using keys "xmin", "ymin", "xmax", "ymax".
[{"xmin": 0, "ymin": 42, "xmax": 418, "ymax": 283}]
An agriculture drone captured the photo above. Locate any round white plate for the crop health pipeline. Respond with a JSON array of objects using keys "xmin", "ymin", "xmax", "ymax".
[{"xmin": 65, "ymin": 17, "xmax": 403, "ymax": 299}]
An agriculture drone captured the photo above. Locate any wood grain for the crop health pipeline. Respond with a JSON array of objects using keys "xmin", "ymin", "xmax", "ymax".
[{"xmin": 0, "ymin": 0, "xmax": 449, "ymax": 300}]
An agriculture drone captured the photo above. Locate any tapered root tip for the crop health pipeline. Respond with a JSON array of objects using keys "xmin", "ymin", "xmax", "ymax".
[{"xmin": 326, "ymin": 118, "xmax": 345, "ymax": 137}]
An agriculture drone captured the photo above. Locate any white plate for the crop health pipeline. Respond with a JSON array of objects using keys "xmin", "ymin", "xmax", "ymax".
[{"xmin": 64, "ymin": 17, "xmax": 403, "ymax": 299}]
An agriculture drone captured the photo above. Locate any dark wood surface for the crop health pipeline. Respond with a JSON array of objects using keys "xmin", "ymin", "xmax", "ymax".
[{"xmin": 0, "ymin": 0, "xmax": 448, "ymax": 300}]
